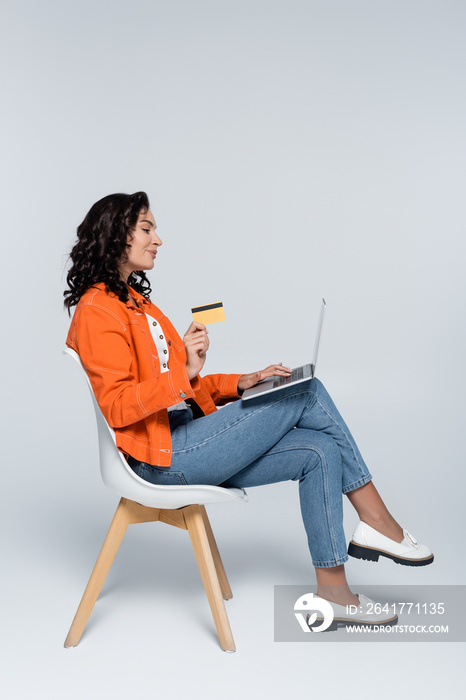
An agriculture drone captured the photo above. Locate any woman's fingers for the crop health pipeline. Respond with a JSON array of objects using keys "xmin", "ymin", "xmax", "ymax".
[
  {"xmin": 184, "ymin": 321, "xmax": 208, "ymax": 337},
  {"xmin": 184, "ymin": 323, "xmax": 209, "ymax": 349},
  {"xmin": 186, "ymin": 338, "xmax": 209, "ymax": 357},
  {"xmin": 184, "ymin": 331, "xmax": 208, "ymax": 344},
  {"xmin": 184, "ymin": 323, "xmax": 210, "ymax": 360},
  {"xmin": 237, "ymin": 363, "xmax": 292, "ymax": 392},
  {"xmin": 258, "ymin": 363, "xmax": 292, "ymax": 380},
  {"xmin": 184, "ymin": 332, "xmax": 209, "ymax": 349}
]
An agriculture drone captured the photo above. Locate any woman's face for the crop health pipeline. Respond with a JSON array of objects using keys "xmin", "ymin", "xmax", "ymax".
[{"xmin": 119, "ymin": 208, "xmax": 162, "ymax": 281}]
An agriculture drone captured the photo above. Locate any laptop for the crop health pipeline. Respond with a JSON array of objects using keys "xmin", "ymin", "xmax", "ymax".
[{"xmin": 241, "ymin": 298, "xmax": 326, "ymax": 401}]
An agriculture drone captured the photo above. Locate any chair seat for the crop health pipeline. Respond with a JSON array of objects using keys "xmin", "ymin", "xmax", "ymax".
[{"xmin": 104, "ymin": 464, "xmax": 247, "ymax": 510}]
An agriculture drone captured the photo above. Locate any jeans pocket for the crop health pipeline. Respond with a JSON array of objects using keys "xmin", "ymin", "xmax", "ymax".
[{"xmin": 129, "ymin": 459, "xmax": 188, "ymax": 486}]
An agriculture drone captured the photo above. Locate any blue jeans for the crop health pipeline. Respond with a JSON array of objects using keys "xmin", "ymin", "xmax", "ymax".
[{"xmin": 127, "ymin": 378, "xmax": 372, "ymax": 567}]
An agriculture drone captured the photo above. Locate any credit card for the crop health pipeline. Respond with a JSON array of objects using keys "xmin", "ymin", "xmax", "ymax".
[{"xmin": 191, "ymin": 302, "xmax": 226, "ymax": 325}]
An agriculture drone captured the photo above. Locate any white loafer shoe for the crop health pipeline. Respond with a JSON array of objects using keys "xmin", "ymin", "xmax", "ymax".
[
  {"xmin": 306, "ymin": 593, "xmax": 398, "ymax": 630},
  {"xmin": 348, "ymin": 522, "xmax": 434, "ymax": 566}
]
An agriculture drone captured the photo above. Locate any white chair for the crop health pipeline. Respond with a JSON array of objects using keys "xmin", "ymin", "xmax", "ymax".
[{"xmin": 63, "ymin": 347, "xmax": 247, "ymax": 652}]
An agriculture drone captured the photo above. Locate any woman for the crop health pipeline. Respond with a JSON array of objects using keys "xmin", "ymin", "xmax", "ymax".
[{"xmin": 65, "ymin": 191, "xmax": 433, "ymax": 627}]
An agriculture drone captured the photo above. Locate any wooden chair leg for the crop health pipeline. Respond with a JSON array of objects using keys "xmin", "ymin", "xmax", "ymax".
[
  {"xmin": 65, "ymin": 499, "xmax": 236, "ymax": 651},
  {"xmin": 64, "ymin": 498, "xmax": 132, "ymax": 647},
  {"xmin": 200, "ymin": 506, "xmax": 233, "ymax": 600},
  {"xmin": 184, "ymin": 505, "xmax": 236, "ymax": 652}
]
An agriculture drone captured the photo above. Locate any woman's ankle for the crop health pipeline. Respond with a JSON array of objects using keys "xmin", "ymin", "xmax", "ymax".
[
  {"xmin": 315, "ymin": 565, "xmax": 359, "ymax": 607},
  {"xmin": 360, "ymin": 516, "xmax": 404, "ymax": 543},
  {"xmin": 316, "ymin": 585, "xmax": 359, "ymax": 608},
  {"xmin": 346, "ymin": 482, "xmax": 404, "ymax": 543}
]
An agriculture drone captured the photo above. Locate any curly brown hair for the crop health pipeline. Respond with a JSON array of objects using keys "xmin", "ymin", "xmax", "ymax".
[{"xmin": 64, "ymin": 191, "xmax": 152, "ymax": 312}]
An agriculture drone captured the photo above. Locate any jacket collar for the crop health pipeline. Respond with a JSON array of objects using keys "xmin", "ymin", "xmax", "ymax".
[
  {"xmin": 126, "ymin": 285, "xmax": 150, "ymax": 309},
  {"xmin": 89, "ymin": 282, "xmax": 151, "ymax": 311}
]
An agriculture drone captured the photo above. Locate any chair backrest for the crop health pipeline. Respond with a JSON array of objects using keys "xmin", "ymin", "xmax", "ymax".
[{"xmin": 64, "ymin": 347, "xmax": 247, "ymax": 509}]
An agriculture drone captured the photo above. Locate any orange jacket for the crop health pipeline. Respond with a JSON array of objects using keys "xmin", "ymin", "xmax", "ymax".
[{"xmin": 66, "ymin": 283, "xmax": 242, "ymax": 466}]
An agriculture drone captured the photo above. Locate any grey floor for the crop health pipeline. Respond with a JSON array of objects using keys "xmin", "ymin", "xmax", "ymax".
[{"xmin": 5, "ymin": 477, "xmax": 465, "ymax": 700}]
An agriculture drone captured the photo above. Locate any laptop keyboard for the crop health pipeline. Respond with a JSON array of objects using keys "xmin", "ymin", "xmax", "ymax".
[{"xmin": 272, "ymin": 366, "xmax": 304, "ymax": 388}]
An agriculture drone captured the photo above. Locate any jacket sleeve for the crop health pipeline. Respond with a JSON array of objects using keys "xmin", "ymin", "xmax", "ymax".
[
  {"xmin": 193, "ymin": 373, "xmax": 243, "ymax": 407},
  {"xmin": 69, "ymin": 304, "xmax": 196, "ymax": 428}
]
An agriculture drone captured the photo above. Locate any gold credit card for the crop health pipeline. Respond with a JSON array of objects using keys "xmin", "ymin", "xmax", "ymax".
[{"xmin": 191, "ymin": 302, "xmax": 226, "ymax": 325}]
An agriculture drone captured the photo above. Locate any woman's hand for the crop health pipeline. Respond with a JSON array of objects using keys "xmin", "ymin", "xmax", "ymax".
[
  {"xmin": 237, "ymin": 363, "xmax": 292, "ymax": 393},
  {"xmin": 183, "ymin": 321, "xmax": 210, "ymax": 380}
]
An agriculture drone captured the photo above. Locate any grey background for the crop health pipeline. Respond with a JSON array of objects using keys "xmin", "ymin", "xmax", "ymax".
[{"xmin": 2, "ymin": 0, "xmax": 465, "ymax": 698}]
